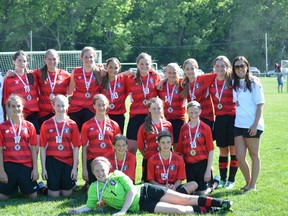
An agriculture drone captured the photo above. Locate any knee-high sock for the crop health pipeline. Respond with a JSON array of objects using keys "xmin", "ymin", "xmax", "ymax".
[
  {"xmin": 219, "ymin": 156, "xmax": 228, "ymax": 181},
  {"xmin": 228, "ymin": 155, "xmax": 238, "ymax": 182}
]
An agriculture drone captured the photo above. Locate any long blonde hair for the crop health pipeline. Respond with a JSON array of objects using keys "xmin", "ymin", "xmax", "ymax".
[{"xmin": 181, "ymin": 58, "xmax": 199, "ymax": 98}]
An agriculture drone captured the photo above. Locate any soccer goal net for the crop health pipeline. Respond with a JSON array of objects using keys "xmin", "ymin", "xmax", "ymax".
[{"xmin": 0, "ymin": 50, "xmax": 102, "ymax": 76}]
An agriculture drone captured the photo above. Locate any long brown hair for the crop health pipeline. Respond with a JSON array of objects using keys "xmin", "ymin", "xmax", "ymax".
[
  {"xmin": 101, "ymin": 57, "xmax": 121, "ymax": 91},
  {"xmin": 13, "ymin": 50, "xmax": 34, "ymax": 85},
  {"xmin": 144, "ymin": 97, "xmax": 165, "ymax": 133},
  {"xmin": 232, "ymin": 56, "xmax": 253, "ymax": 92},
  {"xmin": 181, "ymin": 58, "xmax": 199, "ymax": 98}
]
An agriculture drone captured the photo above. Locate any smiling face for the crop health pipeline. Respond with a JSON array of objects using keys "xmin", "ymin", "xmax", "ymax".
[
  {"xmin": 94, "ymin": 98, "xmax": 108, "ymax": 115},
  {"xmin": 106, "ymin": 60, "xmax": 120, "ymax": 78},
  {"xmin": 158, "ymin": 136, "xmax": 172, "ymax": 154},
  {"xmin": 92, "ymin": 161, "xmax": 110, "ymax": 182},
  {"xmin": 8, "ymin": 98, "xmax": 24, "ymax": 118},
  {"xmin": 44, "ymin": 51, "xmax": 59, "ymax": 71},
  {"xmin": 148, "ymin": 101, "xmax": 163, "ymax": 119},
  {"xmin": 234, "ymin": 59, "xmax": 248, "ymax": 79},
  {"xmin": 81, "ymin": 51, "xmax": 96, "ymax": 68},
  {"xmin": 214, "ymin": 59, "xmax": 227, "ymax": 79},
  {"xmin": 113, "ymin": 139, "xmax": 128, "ymax": 155},
  {"xmin": 137, "ymin": 57, "xmax": 151, "ymax": 74},
  {"xmin": 166, "ymin": 65, "xmax": 179, "ymax": 84},
  {"xmin": 183, "ymin": 61, "xmax": 198, "ymax": 80},
  {"xmin": 53, "ymin": 96, "xmax": 68, "ymax": 114},
  {"xmin": 13, "ymin": 54, "xmax": 28, "ymax": 72},
  {"xmin": 187, "ymin": 105, "xmax": 201, "ymax": 120}
]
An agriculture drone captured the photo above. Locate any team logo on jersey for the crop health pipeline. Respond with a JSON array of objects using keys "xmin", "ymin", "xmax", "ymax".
[
  {"xmin": 123, "ymin": 165, "xmax": 128, "ymax": 171},
  {"xmin": 110, "ymin": 179, "xmax": 116, "ymax": 186},
  {"xmin": 174, "ymin": 89, "xmax": 179, "ymax": 94},
  {"xmin": 169, "ymin": 164, "xmax": 175, "ymax": 171},
  {"xmin": 22, "ymin": 128, "xmax": 28, "ymax": 134},
  {"xmin": 58, "ymin": 75, "xmax": 63, "ymax": 81},
  {"xmin": 117, "ymin": 83, "xmax": 121, "ymax": 88},
  {"xmin": 195, "ymin": 83, "xmax": 200, "ymax": 89},
  {"xmin": 5, "ymin": 129, "xmax": 9, "ymax": 134},
  {"xmin": 105, "ymin": 126, "xmax": 111, "ymax": 131},
  {"xmin": 77, "ymin": 76, "xmax": 82, "ymax": 80},
  {"xmin": 156, "ymin": 165, "xmax": 160, "ymax": 169},
  {"xmin": 90, "ymin": 127, "xmax": 94, "ymax": 131},
  {"xmin": 15, "ymin": 81, "xmax": 19, "ymax": 84},
  {"xmin": 49, "ymin": 129, "xmax": 54, "ymax": 133},
  {"xmin": 196, "ymin": 132, "xmax": 201, "ymax": 138},
  {"xmin": 149, "ymin": 78, "xmax": 155, "ymax": 84},
  {"xmin": 64, "ymin": 128, "xmax": 70, "ymax": 134}
]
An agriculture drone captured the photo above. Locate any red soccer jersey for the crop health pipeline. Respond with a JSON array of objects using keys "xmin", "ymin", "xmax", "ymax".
[
  {"xmin": 81, "ymin": 117, "xmax": 121, "ymax": 161},
  {"xmin": 68, "ymin": 67, "xmax": 101, "ymax": 113},
  {"xmin": 209, "ymin": 79, "xmax": 235, "ymax": 116},
  {"xmin": 40, "ymin": 117, "xmax": 81, "ymax": 166},
  {"xmin": 157, "ymin": 80, "xmax": 185, "ymax": 121},
  {"xmin": 0, "ymin": 120, "xmax": 37, "ymax": 168},
  {"xmin": 100, "ymin": 74, "xmax": 127, "ymax": 115},
  {"xmin": 34, "ymin": 69, "xmax": 71, "ymax": 118},
  {"xmin": 147, "ymin": 152, "xmax": 186, "ymax": 185},
  {"xmin": 126, "ymin": 72, "xmax": 161, "ymax": 117},
  {"xmin": 186, "ymin": 73, "xmax": 216, "ymax": 122},
  {"xmin": 105, "ymin": 151, "xmax": 136, "ymax": 181},
  {"xmin": 177, "ymin": 121, "xmax": 214, "ymax": 164},
  {"xmin": 137, "ymin": 120, "xmax": 173, "ymax": 160},
  {"xmin": 4, "ymin": 73, "xmax": 39, "ymax": 117}
]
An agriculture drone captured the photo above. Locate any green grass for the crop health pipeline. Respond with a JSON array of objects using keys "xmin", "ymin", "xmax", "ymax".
[{"xmin": 0, "ymin": 77, "xmax": 287, "ymax": 215}]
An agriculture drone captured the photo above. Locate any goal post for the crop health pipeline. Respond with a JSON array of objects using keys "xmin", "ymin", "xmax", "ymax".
[
  {"xmin": 0, "ymin": 50, "xmax": 102, "ymax": 75},
  {"xmin": 281, "ymin": 60, "xmax": 288, "ymax": 92}
]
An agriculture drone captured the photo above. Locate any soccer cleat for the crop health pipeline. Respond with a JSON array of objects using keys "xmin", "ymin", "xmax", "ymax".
[
  {"xmin": 207, "ymin": 207, "xmax": 221, "ymax": 213},
  {"xmin": 217, "ymin": 180, "xmax": 226, "ymax": 188},
  {"xmin": 221, "ymin": 200, "xmax": 233, "ymax": 210},
  {"xmin": 225, "ymin": 181, "xmax": 235, "ymax": 190}
]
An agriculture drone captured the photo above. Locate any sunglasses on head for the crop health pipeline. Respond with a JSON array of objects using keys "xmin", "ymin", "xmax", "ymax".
[{"xmin": 234, "ymin": 64, "xmax": 246, "ymax": 69}]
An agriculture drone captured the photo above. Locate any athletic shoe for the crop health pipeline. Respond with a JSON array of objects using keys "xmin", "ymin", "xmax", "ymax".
[
  {"xmin": 225, "ymin": 181, "xmax": 235, "ymax": 190},
  {"xmin": 210, "ymin": 175, "xmax": 220, "ymax": 190},
  {"xmin": 207, "ymin": 207, "xmax": 221, "ymax": 213},
  {"xmin": 38, "ymin": 181, "xmax": 45, "ymax": 189},
  {"xmin": 221, "ymin": 200, "xmax": 233, "ymax": 210},
  {"xmin": 217, "ymin": 180, "xmax": 226, "ymax": 188}
]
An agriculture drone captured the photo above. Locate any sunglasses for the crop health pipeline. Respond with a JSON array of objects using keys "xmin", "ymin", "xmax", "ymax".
[{"xmin": 234, "ymin": 64, "xmax": 246, "ymax": 69}]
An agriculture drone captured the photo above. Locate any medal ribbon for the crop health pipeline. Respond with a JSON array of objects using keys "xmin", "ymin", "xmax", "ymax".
[
  {"xmin": 14, "ymin": 71, "xmax": 30, "ymax": 93},
  {"xmin": 215, "ymin": 78, "xmax": 226, "ymax": 103},
  {"xmin": 114, "ymin": 152, "xmax": 127, "ymax": 172},
  {"xmin": 166, "ymin": 82, "xmax": 176, "ymax": 107},
  {"xmin": 96, "ymin": 179, "xmax": 108, "ymax": 205},
  {"xmin": 53, "ymin": 117, "xmax": 67, "ymax": 144},
  {"xmin": 82, "ymin": 67, "xmax": 94, "ymax": 92},
  {"xmin": 141, "ymin": 73, "xmax": 150, "ymax": 99},
  {"xmin": 108, "ymin": 75, "xmax": 118, "ymax": 102},
  {"xmin": 188, "ymin": 77, "xmax": 197, "ymax": 100},
  {"xmin": 158, "ymin": 151, "xmax": 172, "ymax": 183},
  {"xmin": 188, "ymin": 120, "xmax": 200, "ymax": 148},
  {"xmin": 95, "ymin": 117, "xmax": 107, "ymax": 140},
  {"xmin": 10, "ymin": 118, "xmax": 22, "ymax": 144},
  {"xmin": 47, "ymin": 71, "xmax": 58, "ymax": 94}
]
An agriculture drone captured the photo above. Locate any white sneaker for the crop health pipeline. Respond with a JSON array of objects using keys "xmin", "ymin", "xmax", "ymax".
[{"xmin": 225, "ymin": 181, "xmax": 235, "ymax": 189}]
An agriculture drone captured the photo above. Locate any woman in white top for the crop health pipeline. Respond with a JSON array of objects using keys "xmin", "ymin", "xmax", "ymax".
[{"xmin": 232, "ymin": 56, "xmax": 264, "ymax": 192}]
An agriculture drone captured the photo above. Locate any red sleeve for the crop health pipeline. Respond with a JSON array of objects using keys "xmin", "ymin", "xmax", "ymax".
[
  {"xmin": 168, "ymin": 123, "xmax": 174, "ymax": 144},
  {"xmin": 198, "ymin": 73, "xmax": 217, "ymax": 89},
  {"xmin": 177, "ymin": 124, "xmax": 186, "ymax": 153},
  {"xmin": 137, "ymin": 124, "xmax": 145, "ymax": 151},
  {"xmin": 203, "ymin": 123, "xmax": 214, "ymax": 151},
  {"xmin": 81, "ymin": 122, "xmax": 89, "ymax": 146},
  {"xmin": 71, "ymin": 122, "xmax": 81, "ymax": 147},
  {"xmin": 147, "ymin": 156, "xmax": 155, "ymax": 181},
  {"xmin": 40, "ymin": 122, "xmax": 48, "ymax": 147},
  {"xmin": 126, "ymin": 152, "xmax": 136, "ymax": 181},
  {"xmin": 3, "ymin": 78, "xmax": 10, "ymax": 104},
  {"xmin": 28, "ymin": 122, "xmax": 38, "ymax": 146},
  {"xmin": 0, "ymin": 124, "xmax": 4, "ymax": 148}
]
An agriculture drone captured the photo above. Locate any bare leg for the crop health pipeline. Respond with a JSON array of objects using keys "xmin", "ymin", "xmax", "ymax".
[
  {"xmin": 48, "ymin": 190, "xmax": 61, "ymax": 197},
  {"xmin": 245, "ymin": 137, "xmax": 261, "ymax": 190},
  {"xmin": 27, "ymin": 192, "xmax": 37, "ymax": 199},
  {"xmin": 183, "ymin": 181, "xmax": 198, "ymax": 194},
  {"xmin": 235, "ymin": 136, "xmax": 251, "ymax": 188},
  {"xmin": 160, "ymin": 189, "xmax": 199, "ymax": 205},
  {"xmin": 61, "ymin": 189, "xmax": 73, "ymax": 197},
  {"xmin": 127, "ymin": 139, "xmax": 137, "ymax": 155},
  {"xmin": 155, "ymin": 202, "xmax": 194, "ymax": 214},
  {"xmin": 0, "ymin": 193, "xmax": 10, "ymax": 200}
]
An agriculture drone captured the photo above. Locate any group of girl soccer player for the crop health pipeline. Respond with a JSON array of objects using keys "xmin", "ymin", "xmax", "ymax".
[{"xmin": 0, "ymin": 48, "xmax": 264, "ymax": 215}]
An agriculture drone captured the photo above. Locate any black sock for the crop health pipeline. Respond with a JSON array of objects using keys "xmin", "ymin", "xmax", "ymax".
[
  {"xmin": 192, "ymin": 206, "xmax": 208, "ymax": 213},
  {"xmin": 198, "ymin": 196, "xmax": 222, "ymax": 207},
  {"xmin": 228, "ymin": 155, "xmax": 238, "ymax": 182},
  {"xmin": 219, "ymin": 156, "xmax": 228, "ymax": 181},
  {"xmin": 177, "ymin": 186, "xmax": 188, "ymax": 194}
]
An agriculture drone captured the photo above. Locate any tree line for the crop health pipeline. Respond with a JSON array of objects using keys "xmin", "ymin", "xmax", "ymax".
[{"xmin": 0, "ymin": 0, "xmax": 287, "ymax": 72}]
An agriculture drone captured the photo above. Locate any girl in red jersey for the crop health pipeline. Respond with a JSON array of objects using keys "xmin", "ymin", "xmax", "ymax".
[
  {"xmin": 40, "ymin": 94, "xmax": 80, "ymax": 197},
  {"xmin": 105, "ymin": 134, "xmax": 136, "ymax": 182},
  {"xmin": 126, "ymin": 53, "xmax": 161, "ymax": 155},
  {"xmin": 68, "ymin": 47, "xmax": 102, "ymax": 131},
  {"xmin": 0, "ymin": 95, "xmax": 38, "ymax": 199},
  {"xmin": 177, "ymin": 101, "xmax": 214, "ymax": 195},
  {"xmin": 209, "ymin": 56, "xmax": 238, "ymax": 189},
  {"xmin": 81, "ymin": 94, "xmax": 121, "ymax": 184},
  {"xmin": 34, "ymin": 49, "xmax": 70, "ymax": 127},
  {"xmin": 157, "ymin": 63, "xmax": 185, "ymax": 151},
  {"xmin": 181, "ymin": 59, "xmax": 216, "ymax": 132},
  {"xmin": 100, "ymin": 58, "xmax": 127, "ymax": 133},
  {"xmin": 148, "ymin": 131, "xmax": 198, "ymax": 194},
  {"xmin": 137, "ymin": 97, "xmax": 173, "ymax": 182},
  {"xmin": 4, "ymin": 51, "xmax": 40, "ymax": 133}
]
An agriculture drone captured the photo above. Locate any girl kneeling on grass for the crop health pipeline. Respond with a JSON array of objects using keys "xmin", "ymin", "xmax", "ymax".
[{"xmin": 68, "ymin": 157, "xmax": 232, "ymax": 215}]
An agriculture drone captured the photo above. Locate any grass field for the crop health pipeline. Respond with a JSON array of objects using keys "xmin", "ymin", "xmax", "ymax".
[{"xmin": 0, "ymin": 77, "xmax": 287, "ymax": 216}]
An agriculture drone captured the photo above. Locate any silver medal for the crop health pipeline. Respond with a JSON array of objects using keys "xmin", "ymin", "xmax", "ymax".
[
  {"xmin": 27, "ymin": 94, "xmax": 32, "ymax": 101},
  {"xmin": 161, "ymin": 173, "xmax": 168, "ymax": 180},
  {"xmin": 14, "ymin": 144, "xmax": 21, "ymax": 151},
  {"xmin": 100, "ymin": 142, "xmax": 106, "ymax": 148},
  {"xmin": 143, "ymin": 99, "xmax": 148, "ymax": 105},
  {"xmin": 190, "ymin": 149, "xmax": 197, "ymax": 156},
  {"xmin": 50, "ymin": 93, "xmax": 55, "ymax": 100},
  {"xmin": 168, "ymin": 107, "xmax": 173, "ymax": 113},
  {"xmin": 85, "ymin": 92, "xmax": 91, "ymax": 98},
  {"xmin": 58, "ymin": 144, "xmax": 64, "ymax": 151},
  {"xmin": 109, "ymin": 103, "xmax": 115, "ymax": 109},
  {"xmin": 217, "ymin": 103, "xmax": 223, "ymax": 110}
]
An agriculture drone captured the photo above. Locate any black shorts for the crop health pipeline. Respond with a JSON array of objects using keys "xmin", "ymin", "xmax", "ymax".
[
  {"xmin": 141, "ymin": 159, "xmax": 148, "ymax": 182},
  {"xmin": 26, "ymin": 112, "xmax": 40, "ymax": 134},
  {"xmin": 126, "ymin": 114, "xmax": 146, "ymax": 140},
  {"xmin": 38, "ymin": 113, "xmax": 54, "ymax": 129},
  {"xmin": 214, "ymin": 115, "xmax": 235, "ymax": 147},
  {"xmin": 200, "ymin": 117, "xmax": 214, "ymax": 134},
  {"xmin": 46, "ymin": 156, "xmax": 76, "ymax": 191},
  {"xmin": 185, "ymin": 160, "xmax": 212, "ymax": 191},
  {"xmin": 0, "ymin": 162, "xmax": 38, "ymax": 196},
  {"xmin": 139, "ymin": 183, "xmax": 168, "ymax": 213},
  {"xmin": 167, "ymin": 119, "xmax": 185, "ymax": 143},
  {"xmin": 234, "ymin": 127, "xmax": 263, "ymax": 138},
  {"xmin": 87, "ymin": 159, "xmax": 97, "ymax": 184},
  {"xmin": 68, "ymin": 108, "xmax": 94, "ymax": 131},
  {"xmin": 108, "ymin": 114, "xmax": 125, "ymax": 134}
]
